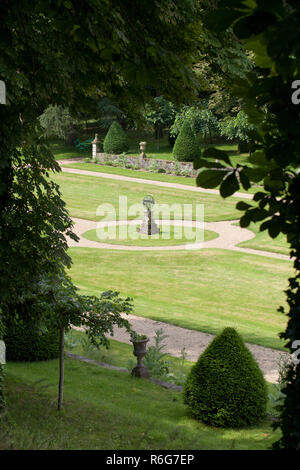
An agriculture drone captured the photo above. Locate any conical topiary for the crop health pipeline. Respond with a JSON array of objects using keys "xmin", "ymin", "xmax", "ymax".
[
  {"xmin": 103, "ymin": 121, "xmax": 130, "ymax": 154},
  {"xmin": 172, "ymin": 120, "xmax": 200, "ymax": 162},
  {"xmin": 183, "ymin": 327, "xmax": 268, "ymax": 428}
]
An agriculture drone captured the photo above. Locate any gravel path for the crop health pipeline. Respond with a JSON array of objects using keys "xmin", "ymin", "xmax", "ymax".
[
  {"xmin": 62, "ymin": 162, "xmax": 289, "ymax": 383},
  {"xmin": 68, "ymin": 217, "xmax": 290, "ymax": 260},
  {"xmin": 108, "ymin": 314, "xmax": 286, "ymax": 384}
]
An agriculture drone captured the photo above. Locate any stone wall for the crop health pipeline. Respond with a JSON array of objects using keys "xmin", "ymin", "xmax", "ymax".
[{"xmin": 93, "ymin": 152, "xmax": 199, "ymax": 178}]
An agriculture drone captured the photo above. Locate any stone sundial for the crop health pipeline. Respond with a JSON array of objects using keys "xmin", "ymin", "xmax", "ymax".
[{"xmin": 138, "ymin": 195, "xmax": 160, "ymax": 235}]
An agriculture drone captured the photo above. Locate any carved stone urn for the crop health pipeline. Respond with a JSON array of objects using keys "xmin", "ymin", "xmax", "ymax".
[{"xmin": 130, "ymin": 336, "xmax": 150, "ymax": 378}]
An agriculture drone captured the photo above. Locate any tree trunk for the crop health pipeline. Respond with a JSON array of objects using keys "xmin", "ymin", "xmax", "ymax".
[{"xmin": 58, "ymin": 325, "xmax": 64, "ymax": 411}]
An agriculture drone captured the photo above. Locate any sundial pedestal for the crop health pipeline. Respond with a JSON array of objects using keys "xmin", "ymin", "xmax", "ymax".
[{"xmin": 139, "ymin": 209, "xmax": 160, "ymax": 235}]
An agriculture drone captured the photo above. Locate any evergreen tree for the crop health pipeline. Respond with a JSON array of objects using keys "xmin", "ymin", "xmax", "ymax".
[
  {"xmin": 183, "ymin": 328, "xmax": 268, "ymax": 428},
  {"xmin": 103, "ymin": 121, "xmax": 130, "ymax": 154},
  {"xmin": 172, "ymin": 120, "xmax": 200, "ymax": 162}
]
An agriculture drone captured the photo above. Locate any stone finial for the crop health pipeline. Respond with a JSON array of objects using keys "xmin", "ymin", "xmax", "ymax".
[
  {"xmin": 92, "ymin": 133, "xmax": 99, "ymax": 144},
  {"xmin": 92, "ymin": 133, "xmax": 99, "ymax": 160},
  {"xmin": 139, "ymin": 141, "xmax": 147, "ymax": 159}
]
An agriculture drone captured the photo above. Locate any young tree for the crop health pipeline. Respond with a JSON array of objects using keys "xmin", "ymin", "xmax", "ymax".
[
  {"xmin": 170, "ymin": 105, "xmax": 218, "ymax": 146},
  {"xmin": 196, "ymin": 0, "xmax": 300, "ymax": 449},
  {"xmin": 39, "ymin": 105, "xmax": 73, "ymax": 140},
  {"xmin": 218, "ymin": 111, "xmax": 256, "ymax": 153},
  {"xmin": 145, "ymin": 97, "xmax": 177, "ymax": 150}
]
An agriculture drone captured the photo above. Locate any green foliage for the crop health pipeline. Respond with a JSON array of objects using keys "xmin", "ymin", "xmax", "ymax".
[
  {"xmin": 172, "ymin": 120, "xmax": 200, "ymax": 162},
  {"xmin": 0, "ymin": 314, "xmax": 5, "ymax": 411},
  {"xmin": 97, "ymin": 96, "xmax": 125, "ymax": 130},
  {"xmin": 143, "ymin": 329, "xmax": 170, "ymax": 379},
  {"xmin": 200, "ymin": 1, "xmax": 300, "ymax": 447},
  {"xmin": 145, "ymin": 97, "xmax": 177, "ymax": 149},
  {"xmin": 39, "ymin": 106, "xmax": 72, "ymax": 140},
  {"xmin": 170, "ymin": 105, "xmax": 218, "ymax": 142},
  {"xmin": 183, "ymin": 328, "xmax": 268, "ymax": 428},
  {"xmin": 4, "ymin": 312, "xmax": 60, "ymax": 362},
  {"xmin": 218, "ymin": 111, "xmax": 255, "ymax": 143},
  {"xmin": 103, "ymin": 122, "xmax": 130, "ymax": 154}
]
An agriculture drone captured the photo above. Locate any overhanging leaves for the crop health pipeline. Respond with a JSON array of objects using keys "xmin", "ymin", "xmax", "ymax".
[{"xmin": 196, "ymin": 169, "xmax": 228, "ymax": 189}]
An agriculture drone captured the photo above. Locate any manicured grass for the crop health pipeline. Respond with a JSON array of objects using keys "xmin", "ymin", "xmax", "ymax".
[
  {"xmin": 63, "ymin": 162, "xmax": 200, "ymax": 186},
  {"xmin": 1, "ymin": 359, "xmax": 280, "ymax": 450},
  {"xmin": 236, "ymin": 222, "xmax": 290, "ymax": 256},
  {"xmin": 62, "ymin": 161, "xmax": 261, "ymax": 195},
  {"xmin": 49, "ymin": 138, "xmax": 91, "ymax": 160},
  {"xmin": 68, "ymin": 247, "xmax": 290, "ymax": 350},
  {"xmin": 82, "ymin": 225, "xmax": 218, "ymax": 247},
  {"xmin": 50, "ymin": 172, "xmax": 241, "ymax": 222}
]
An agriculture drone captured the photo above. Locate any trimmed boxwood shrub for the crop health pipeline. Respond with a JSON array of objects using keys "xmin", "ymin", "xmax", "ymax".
[
  {"xmin": 103, "ymin": 121, "xmax": 130, "ymax": 154},
  {"xmin": 172, "ymin": 119, "xmax": 200, "ymax": 162},
  {"xmin": 183, "ymin": 327, "xmax": 268, "ymax": 428},
  {"xmin": 4, "ymin": 315, "xmax": 60, "ymax": 362}
]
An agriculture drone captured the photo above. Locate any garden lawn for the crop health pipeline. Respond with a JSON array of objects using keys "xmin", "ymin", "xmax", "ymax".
[
  {"xmin": 49, "ymin": 138, "xmax": 91, "ymax": 159},
  {"xmin": 68, "ymin": 247, "xmax": 290, "ymax": 350},
  {"xmin": 1, "ymin": 359, "xmax": 280, "ymax": 450},
  {"xmin": 66, "ymin": 331, "xmax": 194, "ymax": 382},
  {"xmin": 82, "ymin": 225, "xmax": 218, "ymax": 247},
  {"xmin": 50, "ymin": 172, "xmax": 241, "ymax": 222},
  {"xmin": 236, "ymin": 222, "xmax": 290, "ymax": 256}
]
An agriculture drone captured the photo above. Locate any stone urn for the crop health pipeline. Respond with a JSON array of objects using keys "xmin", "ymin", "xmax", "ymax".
[{"xmin": 130, "ymin": 336, "xmax": 150, "ymax": 378}]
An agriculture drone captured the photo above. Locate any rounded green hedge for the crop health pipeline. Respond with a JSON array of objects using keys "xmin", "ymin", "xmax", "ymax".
[
  {"xmin": 4, "ymin": 316, "xmax": 60, "ymax": 362},
  {"xmin": 183, "ymin": 327, "xmax": 268, "ymax": 428},
  {"xmin": 172, "ymin": 120, "xmax": 200, "ymax": 162},
  {"xmin": 103, "ymin": 121, "xmax": 130, "ymax": 154}
]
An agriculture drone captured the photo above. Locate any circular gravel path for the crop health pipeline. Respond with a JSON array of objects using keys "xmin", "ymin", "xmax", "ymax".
[{"xmin": 62, "ymin": 163, "xmax": 290, "ymax": 383}]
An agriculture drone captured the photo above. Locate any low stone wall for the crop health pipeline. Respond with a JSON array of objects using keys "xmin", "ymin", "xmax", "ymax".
[{"xmin": 93, "ymin": 152, "xmax": 199, "ymax": 178}]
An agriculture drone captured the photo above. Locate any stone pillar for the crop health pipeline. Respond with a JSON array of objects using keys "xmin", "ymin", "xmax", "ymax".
[
  {"xmin": 139, "ymin": 209, "xmax": 160, "ymax": 235},
  {"xmin": 92, "ymin": 133, "xmax": 100, "ymax": 161}
]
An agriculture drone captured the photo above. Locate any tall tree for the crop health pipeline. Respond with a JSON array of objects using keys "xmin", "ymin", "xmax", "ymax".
[
  {"xmin": 196, "ymin": 0, "xmax": 300, "ymax": 449},
  {"xmin": 0, "ymin": 0, "xmax": 201, "ymax": 406}
]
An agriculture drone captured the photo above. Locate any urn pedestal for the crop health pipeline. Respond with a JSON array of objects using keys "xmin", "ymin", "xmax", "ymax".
[{"xmin": 131, "ymin": 338, "xmax": 150, "ymax": 378}]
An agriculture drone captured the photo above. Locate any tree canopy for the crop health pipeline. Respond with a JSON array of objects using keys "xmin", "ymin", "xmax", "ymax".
[{"xmin": 196, "ymin": 0, "xmax": 300, "ymax": 449}]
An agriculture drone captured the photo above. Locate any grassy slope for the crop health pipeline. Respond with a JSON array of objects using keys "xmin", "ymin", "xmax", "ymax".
[
  {"xmin": 50, "ymin": 172, "xmax": 241, "ymax": 222},
  {"xmin": 1, "ymin": 359, "xmax": 280, "ymax": 450},
  {"xmin": 68, "ymin": 247, "xmax": 290, "ymax": 350}
]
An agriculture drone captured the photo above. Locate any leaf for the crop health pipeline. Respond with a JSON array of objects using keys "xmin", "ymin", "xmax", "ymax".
[
  {"xmin": 202, "ymin": 147, "xmax": 232, "ymax": 165},
  {"xmin": 205, "ymin": 9, "xmax": 246, "ymax": 33},
  {"xmin": 244, "ymin": 166, "xmax": 266, "ymax": 183},
  {"xmin": 220, "ymin": 171, "xmax": 240, "ymax": 198},
  {"xmin": 268, "ymin": 221, "xmax": 282, "ymax": 238},
  {"xmin": 239, "ymin": 169, "xmax": 251, "ymax": 190},
  {"xmin": 236, "ymin": 201, "xmax": 253, "ymax": 211},
  {"xmin": 196, "ymin": 169, "xmax": 227, "ymax": 189},
  {"xmin": 240, "ymin": 212, "xmax": 252, "ymax": 227},
  {"xmin": 193, "ymin": 157, "xmax": 225, "ymax": 170}
]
